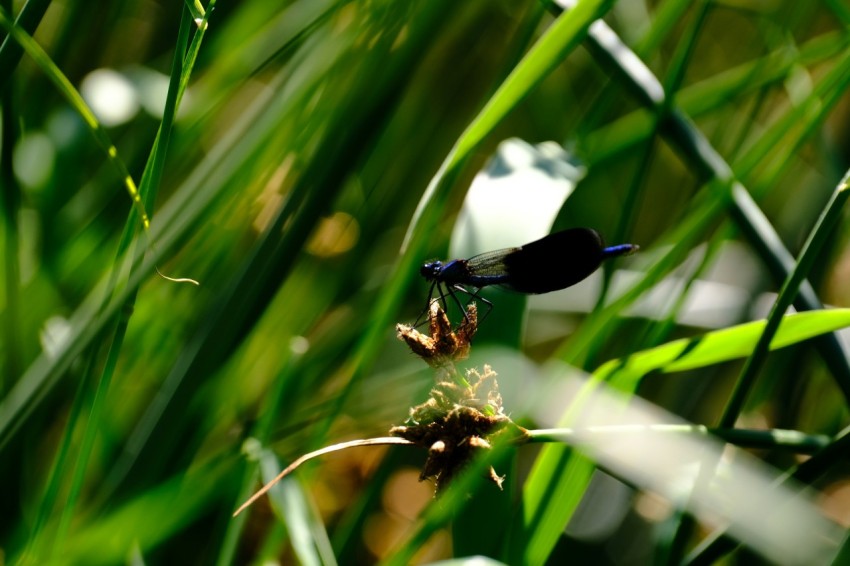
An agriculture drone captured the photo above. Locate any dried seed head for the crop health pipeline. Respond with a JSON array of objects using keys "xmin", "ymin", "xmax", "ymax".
[
  {"xmin": 396, "ymin": 301, "xmax": 477, "ymax": 369},
  {"xmin": 390, "ymin": 364, "xmax": 526, "ymax": 492}
]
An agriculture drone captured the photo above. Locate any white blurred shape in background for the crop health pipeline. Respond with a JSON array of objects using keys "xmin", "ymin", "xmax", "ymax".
[
  {"xmin": 450, "ymin": 138, "xmax": 584, "ymax": 258},
  {"xmin": 80, "ymin": 68, "xmax": 140, "ymax": 127}
]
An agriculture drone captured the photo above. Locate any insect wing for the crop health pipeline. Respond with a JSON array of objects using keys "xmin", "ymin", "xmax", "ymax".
[
  {"xmin": 501, "ymin": 228, "xmax": 605, "ymax": 293},
  {"xmin": 463, "ymin": 247, "xmax": 518, "ymax": 278}
]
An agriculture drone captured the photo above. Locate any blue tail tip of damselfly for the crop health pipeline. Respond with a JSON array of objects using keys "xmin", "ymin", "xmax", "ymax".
[{"xmin": 602, "ymin": 243, "xmax": 639, "ymax": 258}]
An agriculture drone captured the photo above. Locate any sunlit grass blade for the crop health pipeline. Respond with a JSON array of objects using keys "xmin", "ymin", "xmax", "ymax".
[
  {"xmin": 507, "ymin": 306, "xmax": 850, "ymax": 563},
  {"xmin": 597, "ymin": 308, "xmax": 850, "ymax": 387}
]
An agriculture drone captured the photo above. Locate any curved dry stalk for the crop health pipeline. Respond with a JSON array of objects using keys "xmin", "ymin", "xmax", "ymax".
[
  {"xmin": 154, "ymin": 265, "xmax": 199, "ymax": 285},
  {"xmin": 233, "ymin": 436, "xmax": 414, "ymax": 517}
]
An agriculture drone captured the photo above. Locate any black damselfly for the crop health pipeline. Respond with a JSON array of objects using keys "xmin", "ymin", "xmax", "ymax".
[{"xmin": 418, "ymin": 227, "xmax": 638, "ymax": 324}]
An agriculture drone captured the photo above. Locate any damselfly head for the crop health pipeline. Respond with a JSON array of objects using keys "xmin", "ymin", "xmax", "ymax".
[{"xmin": 420, "ymin": 261, "xmax": 443, "ymax": 281}]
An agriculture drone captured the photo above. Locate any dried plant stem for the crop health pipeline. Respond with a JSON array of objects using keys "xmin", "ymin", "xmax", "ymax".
[{"xmin": 233, "ymin": 437, "xmax": 414, "ymax": 517}]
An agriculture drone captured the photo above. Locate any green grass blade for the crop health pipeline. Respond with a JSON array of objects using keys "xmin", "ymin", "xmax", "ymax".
[
  {"xmin": 402, "ymin": 0, "xmax": 616, "ymax": 253},
  {"xmin": 183, "ymin": 0, "xmax": 205, "ymax": 22},
  {"xmin": 0, "ymin": 6, "xmax": 152, "ymax": 233},
  {"xmin": 0, "ymin": 0, "xmax": 50, "ymax": 90},
  {"xmin": 597, "ymin": 309, "xmax": 850, "ymax": 387},
  {"xmin": 720, "ymin": 173, "xmax": 850, "ymax": 427}
]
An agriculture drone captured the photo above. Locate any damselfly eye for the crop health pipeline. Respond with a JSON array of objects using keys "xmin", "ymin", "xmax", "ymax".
[{"xmin": 420, "ymin": 261, "xmax": 441, "ymax": 280}]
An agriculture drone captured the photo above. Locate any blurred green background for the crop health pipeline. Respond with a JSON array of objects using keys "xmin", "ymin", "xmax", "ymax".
[{"xmin": 3, "ymin": 0, "xmax": 850, "ymax": 564}]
